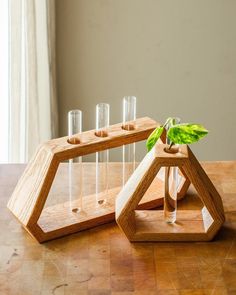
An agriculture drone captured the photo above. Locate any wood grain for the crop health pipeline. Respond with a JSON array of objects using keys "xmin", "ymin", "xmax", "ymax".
[
  {"xmin": 7, "ymin": 117, "xmax": 191, "ymax": 243},
  {"xmin": 8, "ymin": 117, "xmax": 183, "ymax": 243},
  {"xmin": 116, "ymin": 144, "xmax": 225, "ymax": 242},
  {"xmin": 0, "ymin": 163, "xmax": 236, "ymax": 294},
  {"xmin": 37, "ymin": 177, "xmax": 165, "ymax": 242},
  {"xmin": 7, "ymin": 145, "xmax": 59, "ymax": 226},
  {"xmin": 43, "ymin": 117, "xmax": 159, "ymax": 161}
]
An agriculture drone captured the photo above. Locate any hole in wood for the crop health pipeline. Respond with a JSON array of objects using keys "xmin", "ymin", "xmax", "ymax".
[
  {"xmin": 95, "ymin": 130, "xmax": 108, "ymax": 137},
  {"xmin": 97, "ymin": 199, "xmax": 106, "ymax": 205},
  {"xmin": 72, "ymin": 208, "xmax": 79, "ymax": 213},
  {"xmin": 122, "ymin": 123, "xmax": 135, "ymax": 131},
  {"xmin": 164, "ymin": 146, "xmax": 179, "ymax": 154},
  {"xmin": 67, "ymin": 137, "xmax": 81, "ymax": 144}
]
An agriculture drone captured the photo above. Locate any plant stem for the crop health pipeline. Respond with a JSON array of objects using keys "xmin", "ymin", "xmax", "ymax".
[{"xmin": 168, "ymin": 142, "xmax": 174, "ymax": 150}]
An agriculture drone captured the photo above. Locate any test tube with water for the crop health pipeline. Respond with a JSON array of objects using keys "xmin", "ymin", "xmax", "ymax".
[
  {"xmin": 95, "ymin": 103, "xmax": 110, "ymax": 205},
  {"xmin": 68, "ymin": 110, "xmax": 83, "ymax": 213},
  {"xmin": 122, "ymin": 96, "xmax": 136, "ymax": 186},
  {"xmin": 164, "ymin": 117, "xmax": 180, "ymax": 223}
]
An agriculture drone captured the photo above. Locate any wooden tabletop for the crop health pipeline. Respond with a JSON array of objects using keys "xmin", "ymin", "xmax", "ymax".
[{"xmin": 0, "ymin": 162, "xmax": 236, "ymax": 295}]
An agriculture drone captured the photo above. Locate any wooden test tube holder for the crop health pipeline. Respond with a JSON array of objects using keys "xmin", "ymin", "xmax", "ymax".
[
  {"xmin": 116, "ymin": 144, "xmax": 225, "ymax": 242},
  {"xmin": 7, "ymin": 117, "xmax": 190, "ymax": 243}
]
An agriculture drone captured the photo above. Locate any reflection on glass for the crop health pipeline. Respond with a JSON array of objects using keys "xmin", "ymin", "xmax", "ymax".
[
  {"xmin": 122, "ymin": 96, "xmax": 136, "ymax": 186},
  {"xmin": 68, "ymin": 110, "xmax": 83, "ymax": 213},
  {"xmin": 164, "ymin": 117, "xmax": 180, "ymax": 223},
  {"xmin": 95, "ymin": 103, "xmax": 110, "ymax": 205}
]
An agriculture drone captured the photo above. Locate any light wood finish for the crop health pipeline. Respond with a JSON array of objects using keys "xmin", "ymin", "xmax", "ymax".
[
  {"xmin": 8, "ymin": 117, "xmax": 187, "ymax": 244},
  {"xmin": 36, "ymin": 162, "xmax": 187, "ymax": 242},
  {"xmin": 1, "ymin": 163, "xmax": 236, "ymax": 294},
  {"xmin": 6, "ymin": 117, "xmax": 155, "ymax": 242},
  {"xmin": 116, "ymin": 144, "xmax": 225, "ymax": 242},
  {"xmin": 37, "ymin": 175, "xmax": 166, "ymax": 242},
  {"xmin": 7, "ymin": 117, "xmax": 190, "ymax": 243}
]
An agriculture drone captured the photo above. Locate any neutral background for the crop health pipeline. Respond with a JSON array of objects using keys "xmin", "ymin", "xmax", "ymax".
[{"xmin": 56, "ymin": 0, "xmax": 236, "ymax": 161}]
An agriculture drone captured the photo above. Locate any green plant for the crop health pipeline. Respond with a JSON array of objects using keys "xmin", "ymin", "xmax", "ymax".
[{"xmin": 146, "ymin": 117, "xmax": 208, "ymax": 152}]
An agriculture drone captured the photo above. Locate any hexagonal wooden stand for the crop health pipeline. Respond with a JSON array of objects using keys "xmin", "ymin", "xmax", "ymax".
[
  {"xmin": 7, "ymin": 117, "xmax": 190, "ymax": 243},
  {"xmin": 116, "ymin": 144, "xmax": 225, "ymax": 242}
]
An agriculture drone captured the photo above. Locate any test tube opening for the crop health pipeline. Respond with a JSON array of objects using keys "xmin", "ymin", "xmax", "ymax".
[
  {"xmin": 67, "ymin": 137, "xmax": 81, "ymax": 144},
  {"xmin": 122, "ymin": 96, "xmax": 136, "ymax": 131}
]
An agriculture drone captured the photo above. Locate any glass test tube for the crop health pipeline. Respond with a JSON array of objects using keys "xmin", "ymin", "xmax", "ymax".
[
  {"xmin": 68, "ymin": 110, "xmax": 83, "ymax": 213},
  {"xmin": 164, "ymin": 117, "xmax": 180, "ymax": 223},
  {"xmin": 95, "ymin": 103, "xmax": 110, "ymax": 205},
  {"xmin": 122, "ymin": 96, "xmax": 136, "ymax": 186}
]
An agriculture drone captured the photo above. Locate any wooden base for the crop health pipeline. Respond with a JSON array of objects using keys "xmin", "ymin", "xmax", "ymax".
[
  {"xmin": 37, "ymin": 178, "xmax": 163, "ymax": 242},
  {"xmin": 116, "ymin": 144, "xmax": 225, "ymax": 242},
  {"xmin": 132, "ymin": 207, "xmax": 218, "ymax": 242},
  {"xmin": 36, "ymin": 171, "xmax": 187, "ymax": 242}
]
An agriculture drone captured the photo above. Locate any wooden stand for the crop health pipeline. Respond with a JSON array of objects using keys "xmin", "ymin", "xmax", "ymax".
[
  {"xmin": 116, "ymin": 144, "xmax": 225, "ymax": 242},
  {"xmin": 7, "ymin": 117, "xmax": 190, "ymax": 243},
  {"xmin": 7, "ymin": 117, "xmax": 153, "ymax": 242}
]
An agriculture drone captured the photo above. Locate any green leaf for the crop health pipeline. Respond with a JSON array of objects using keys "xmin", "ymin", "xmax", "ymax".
[
  {"xmin": 146, "ymin": 126, "xmax": 164, "ymax": 152},
  {"xmin": 167, "ymin": 124, "xmax": 208, "ymax": 145}
]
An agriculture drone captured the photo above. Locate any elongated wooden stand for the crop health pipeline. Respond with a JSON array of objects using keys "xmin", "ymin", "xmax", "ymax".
[
  {"xmin": 116, "ymin": 144, "xmax": 225, "ymax": 242},
  {"xmin": 7, "ymin": 117, "xmax": 190, "ymax": 243},
  {"xmin": 7, "ymin": 118, "xmax": 155, "ymax": 242}
]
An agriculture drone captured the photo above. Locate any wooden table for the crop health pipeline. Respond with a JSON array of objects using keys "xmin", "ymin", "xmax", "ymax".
[{"xmin": 0, "ymin": 162, "xmax": 236, "ymax": 295}]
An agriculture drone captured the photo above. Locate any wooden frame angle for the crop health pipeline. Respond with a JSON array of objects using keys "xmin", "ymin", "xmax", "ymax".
[
  {"xmin": 7, "ymin": 117, "xmax": 186, "ymax": 242},
  {"xmin": 7, "ymin": 117, "xmax": 190, "ymax": 243},
  {"xmin": 116, "ymin": 144, "xmax": 225, "ymax": 242}
]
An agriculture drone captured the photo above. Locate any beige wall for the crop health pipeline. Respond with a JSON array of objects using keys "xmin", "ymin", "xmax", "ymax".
[{"xmin": 56, "ymin": 0, "xmax": 236, "ymax": 161}]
